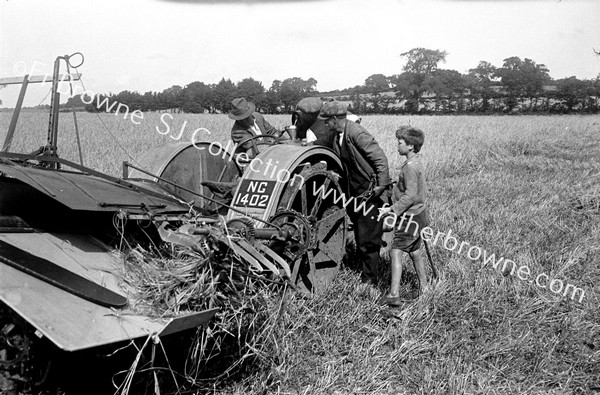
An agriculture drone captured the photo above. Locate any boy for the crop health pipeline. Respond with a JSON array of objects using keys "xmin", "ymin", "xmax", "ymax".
[{"xmin": 378, "ymin": 126, "xmax": 429, "ymax": 305}]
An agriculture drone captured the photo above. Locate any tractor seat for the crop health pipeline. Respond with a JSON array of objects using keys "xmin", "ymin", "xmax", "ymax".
[{"xmin": 201, "ymin": 180, "xmax": 239, "ymax": 199}]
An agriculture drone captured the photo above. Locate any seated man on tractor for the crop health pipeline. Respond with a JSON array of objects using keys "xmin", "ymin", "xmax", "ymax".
[
  {"xmin": 229, "ymin": 97, "xmax": 282, "ymax": 152},
  {"xmin": 205, "ymin": 98, "xmax": 286, "ymax": 210}
]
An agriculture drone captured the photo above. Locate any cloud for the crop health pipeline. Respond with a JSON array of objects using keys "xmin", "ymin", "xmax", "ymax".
[
  {"xmin": 444, "ymin": 0, "xmax": 563, "ymax": 2},
  {"xmin": 158, "ymin": 0, "xmax": 326, "ymax": 3},
  {"xmin": 145, "ymin": 53, "xmax": 170, "ymax": 60}
]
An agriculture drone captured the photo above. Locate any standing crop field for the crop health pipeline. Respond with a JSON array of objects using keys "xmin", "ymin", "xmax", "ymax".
[{"xmin": 1, "ymin": 111, "xmax": 599, "ymax": 393}]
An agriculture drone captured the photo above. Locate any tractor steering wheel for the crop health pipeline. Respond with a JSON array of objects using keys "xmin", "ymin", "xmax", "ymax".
[{"xmin": 235, "ymin": 135, "xmax": 279, "ymax": 161}]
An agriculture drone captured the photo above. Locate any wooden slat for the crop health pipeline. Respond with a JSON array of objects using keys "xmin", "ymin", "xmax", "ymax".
[
  {"xmin": 236, "ymin": 238, "xmax": 281, "ymax": 276},
  {"xmin": 0, "ymin": 73, "xmax": 81, "ymax": 85},
  {"xmin": 3, "ymin": 76, "xmax": 29, "ymax": 151},
  {"xmin": 255, "ymin": 242, "xmax": 291, "ymax": 277}
]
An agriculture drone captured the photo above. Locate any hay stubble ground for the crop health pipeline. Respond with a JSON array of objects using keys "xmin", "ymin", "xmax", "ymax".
[{"xmin": 1, "ymin": 111, "xmax": 599, "ymax": 394}]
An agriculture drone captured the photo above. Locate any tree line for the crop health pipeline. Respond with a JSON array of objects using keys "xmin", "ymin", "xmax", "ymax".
[
  {"xmin": 65, "ymin": 48, "xmax": 600, "ymax": 115},
  {"xmin": 65, "ymin": 76, "xmax": 319, "ymax": 115}
]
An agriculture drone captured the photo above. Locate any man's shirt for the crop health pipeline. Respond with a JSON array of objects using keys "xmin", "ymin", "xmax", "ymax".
[{"xmin": 250, "ymin": 120, "xmax": 263, "ymax": 136}]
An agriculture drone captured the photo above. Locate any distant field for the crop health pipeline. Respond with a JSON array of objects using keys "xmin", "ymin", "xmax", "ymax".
[
  {"xmin": 1, "ymin": 111, "xmax": 599, "ymax": 393},
  {"xmin": 2, "ymin": 111, "xmax": 597, "ymax": 179}
]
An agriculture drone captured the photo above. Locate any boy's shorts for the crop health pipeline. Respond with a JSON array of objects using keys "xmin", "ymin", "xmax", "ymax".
[{"xmin": 392, "ymin": 210, "xmax": 429, "ymax": 252}]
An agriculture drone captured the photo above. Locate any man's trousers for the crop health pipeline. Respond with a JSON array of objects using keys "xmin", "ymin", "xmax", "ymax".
[{"xmin": 348, "ymin": 196, "xmax": 385, "ymax": 283}]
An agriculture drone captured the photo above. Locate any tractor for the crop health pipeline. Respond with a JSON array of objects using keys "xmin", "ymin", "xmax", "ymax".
[{"xmin": 0, "ymin": 54, "xmax": 348, "ymax": 391}]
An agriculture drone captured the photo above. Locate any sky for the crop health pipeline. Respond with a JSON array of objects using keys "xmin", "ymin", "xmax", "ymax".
[{"xmin": 0, "ymin": 0, "xmax": 599, "ymax": 107}]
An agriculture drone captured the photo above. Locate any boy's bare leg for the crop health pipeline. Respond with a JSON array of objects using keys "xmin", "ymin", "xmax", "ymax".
[
  {"xmin": 389, "ymin": 249, "xmax": 403, "ymax": 297},
  {"xmin": 409, "ymin": 249, "xmax": 428, "ymax": 293}
]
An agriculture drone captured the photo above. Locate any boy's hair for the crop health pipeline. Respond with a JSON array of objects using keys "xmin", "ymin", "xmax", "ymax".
[{"xmin": 395, "ymin": 126, "xmax": 425, "ymax": 153}]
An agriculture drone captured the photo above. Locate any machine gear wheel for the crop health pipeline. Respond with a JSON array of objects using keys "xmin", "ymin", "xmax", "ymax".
[{"xmin": 275, "ymin": 163, "xmax": 347, "ymax": 292}]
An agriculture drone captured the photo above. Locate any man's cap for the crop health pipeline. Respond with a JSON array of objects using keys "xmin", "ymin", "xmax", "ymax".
[
  {"xmin": 297, "ymin": 97, "xmax": 323, "ymax": 114},
  {"xmin": 318, "ymin": 101, "xmax": 348, "ymax": 119},
  {"xmin": 228, "ymin": 97, "xmax": 255, "ymax": 120}
]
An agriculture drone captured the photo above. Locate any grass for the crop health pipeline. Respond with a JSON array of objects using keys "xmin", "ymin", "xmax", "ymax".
[{"xmin": 1, "ymin": 111, "xmax": 599, "ymax": 394}]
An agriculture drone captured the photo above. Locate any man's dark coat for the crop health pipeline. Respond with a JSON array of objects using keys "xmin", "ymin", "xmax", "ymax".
[
  {"xmin": 321, "ymin": 120, "xmax": 391, "ymax": 195},
  {"xmin": 230, "ymin": 112, "xmax": 280, "ymax": 149},
  {"xmin": 317, "ymin": 120, "xmax": 391, "ymax": 283}
]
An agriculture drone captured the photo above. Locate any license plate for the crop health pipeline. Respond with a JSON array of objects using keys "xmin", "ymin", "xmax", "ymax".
[{"xmin": 232, "ymin": 180, "xmax": 276, "ymax": 208}]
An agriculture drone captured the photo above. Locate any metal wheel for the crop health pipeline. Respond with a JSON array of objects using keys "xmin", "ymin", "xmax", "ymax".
[
  {"xmin": 226, "ymin": 217, "xmax": 256, "ymax": 243},
  {"xmin": 268, "ymin": 210, "xmax": 311, "ymax": 262},
  {"xmin": 129, "ymin": 141, "xmax": 242, "ymax": 213},
  {"xmin": 275, "ymin": 162, "xmax": 347, "ymax": 292}
]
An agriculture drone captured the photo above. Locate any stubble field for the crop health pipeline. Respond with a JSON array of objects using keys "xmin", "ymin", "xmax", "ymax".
[{"xmin": 1, "ymin": 111, "xmax": 599, "ymax": 394}]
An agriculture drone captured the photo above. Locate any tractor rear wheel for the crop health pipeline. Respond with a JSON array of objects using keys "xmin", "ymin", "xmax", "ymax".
[{"xmin": 274, "ymin": 162, "xmax": 347, "ymax": 292}]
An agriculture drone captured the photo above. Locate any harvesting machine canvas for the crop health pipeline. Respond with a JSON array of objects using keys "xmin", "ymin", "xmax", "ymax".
[{"xmin": 0, "ymin": 54, "xmax": 349, "ymax": 391}]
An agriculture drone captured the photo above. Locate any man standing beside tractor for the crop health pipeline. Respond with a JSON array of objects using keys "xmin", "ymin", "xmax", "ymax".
[
  {"xmin": 293, "ymin": 97, "xmax": 362, "ymax": 146},
  {"xmin": 292, "ymin": 97, "xmax": 331, "ymax": 144},
  {"xmin": 318, "ymin": 101, "xmax": 391, "ymax": 284}
]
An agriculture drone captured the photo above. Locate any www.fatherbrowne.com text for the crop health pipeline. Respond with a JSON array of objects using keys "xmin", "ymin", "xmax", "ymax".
[{"xmin": 311, "ymin": 181, "xmax": 586, "ymax": 303}]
